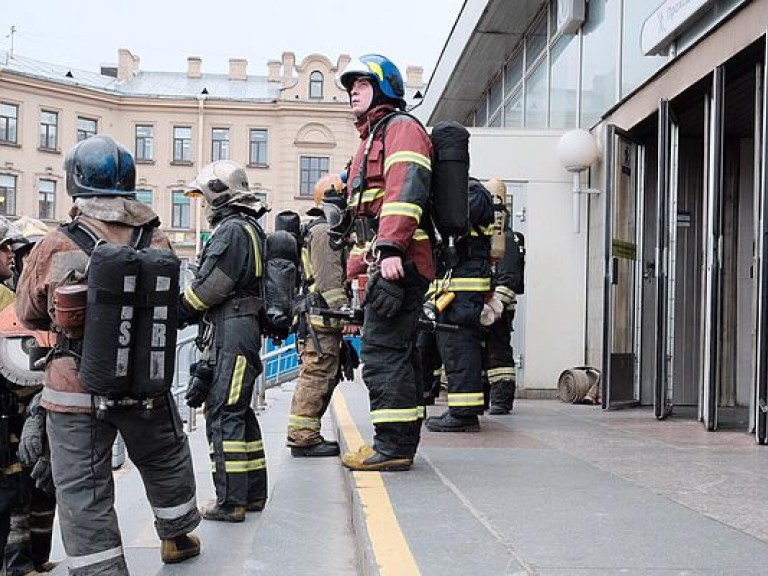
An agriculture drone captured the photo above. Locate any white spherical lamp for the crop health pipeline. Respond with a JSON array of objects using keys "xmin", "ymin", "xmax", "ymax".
[{"xmin": 557, "ymin": 129, "xmax": 599, "ymax": 172}]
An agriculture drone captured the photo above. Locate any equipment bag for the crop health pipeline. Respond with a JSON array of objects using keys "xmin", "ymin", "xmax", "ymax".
[
  {"xmin": 61, "ymin": 222, "xmax": 180, "ymax": 398},
  {"xmin": 263, "ymin": 229, "xmax": 299, "ymax": 341}
]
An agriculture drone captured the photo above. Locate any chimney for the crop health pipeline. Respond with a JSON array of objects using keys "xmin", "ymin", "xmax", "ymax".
[
  {"xmin": 228, "ymin": 58, "xmax": 248, "ymax": 81},
  {"xmin": 187, "ymin": 57, "xmax": 202, "ymax": 79},
  {"xmin": 405, "ymin": 66, "xmax": 423, "ymax": 89},
  {"xmin": 117, "ymin": 48, "xmax": 139, "ymax": 82},
  {"xmin": 337, "ymin": 54, "xmax": 351, "ymax": 76},
  {"xmin": 267, "ymin": 60, "xmax": 281, "ymax": 82},
  {"xmin": 281, "ymin": 52, "xmax": 295, "ymax": 83}
]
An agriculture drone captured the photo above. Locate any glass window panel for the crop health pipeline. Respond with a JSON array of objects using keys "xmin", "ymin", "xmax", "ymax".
[
  {"xmin": 135, "ymin": 125, "xmax": 154, "ymax": 161},
  {"xmin": 299, "ymin": 156, "xmax": 329, "ymax": 196},
  {"xmin": 40, "ymin": 110, "xmax": 58, "ymax": 149},
  {"xmin": 0, "ymin": 174, "xmax": 16, "ymax": 215},
  {"xmin": 77, "ymin": 117, "xmax": 97, "ymax": 141},
  {"xmin": 489, "ymin": 75, "xmax": 503, "ymax": 118},
  {"xmin": 503, "ymin": 88, "xmax": 524, "ymax": 128},
  {"xmin": 249, "ymin": 129, "xmax": 268, "ymax": 165},
  {"xmin": 525, "ymin": 16, "xmax": 548, "ymax": 70},
  {"xmin": 524, "ymin": 60, "xmax": 547, "ymax": 128},
  {"xmin": 549, "ymin": 34, "xmax": 579, "ymax": 129},
  {"xmin": 211, "ymin": 128, "xmax": 229, "ymax": 161},
  {"xmin": 135, "ymin": 189, "xmax": 153, "ymax": 206},
  {"xmin": 309, "ymin": 71, "xmax": 324, "ymax": 99},
  {"xmin": 504, "ymin": 50, "xmax": 523, "ymax": 95},
  {"xmin": 173, "ymin": 126, "xmax": 192, "ymax": 163},
  {"xmin": 580, "ymin": 0, "xmax": 620, "ymax": 128},
  {"xmin": 474, "ymin": 96, "xmax": 488, "ymax": 127},
  {"xmin": 488, "ymin": 113, "xmax": 502, "ymax": 128},
  {"xmin": 1, "ymin": 103, "xmax": 18, "ymax": 143},
  {"xmin": 621, "ymin": 1, "xmax": 667, "ymax": 97},
  {"xmin": 38, "ymin": 179, "xmax": 56, "ymax": 220},
  {"xmin": 172, "ymin": 190, "xmax": 190, "ymax": 228}
]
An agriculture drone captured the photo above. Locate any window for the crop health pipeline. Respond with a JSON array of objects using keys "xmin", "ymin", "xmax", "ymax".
[
  {"xmin": 38, "ymin": 179, "xmax": 56, "ymax": 220},
  {"xmin": 173, "ymin": 126, "xmax": 192, "ymax": 163},
  {"xmin": 211, "ymin": 128, "xmax": 229, "ymax": 161},
  {"xmin": 39, "ymin": 110, "xmax": 58, "ymax": 150},
  {"xmin": 249, "ymin": 129, "xmax": 268, "ymax": 166},
  {"xmin": 172, "ymin": 190, "xmax": 190, "ymax": 228},
  {"xmin": 135, "ymin": 188, "xmax": 153, "ymax": 206},
  {"xmin": 0, "ymin": 174, "xmax": 17, "ymax": 216},
  {"xmin": 309, "ymin": 71, "xmax": 324, "ymax": 99},
  {"xmin": 299, "ymin": 156, "xmax": 330, "ymax": 197},
  {"xmin": 77, "ymin": 117, "xmax": 97, "ymax": 141},
  {"xmin": 0, "ymin": 103, "xmax": 18, "ymax": 144},
  {"xmin": 135, "ymin": 125, "xmax": 154, "ymax": 161}
]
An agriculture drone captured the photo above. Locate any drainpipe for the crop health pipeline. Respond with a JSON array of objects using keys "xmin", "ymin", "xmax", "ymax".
[{"xmin": 195, "ymin": 94, "xmax": 207, "ymax": 255}]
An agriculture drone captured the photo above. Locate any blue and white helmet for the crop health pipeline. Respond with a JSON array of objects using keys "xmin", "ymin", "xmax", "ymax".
[{"xmin": 339, "ymin": 54, "xmax": 406, "ymax": 109}]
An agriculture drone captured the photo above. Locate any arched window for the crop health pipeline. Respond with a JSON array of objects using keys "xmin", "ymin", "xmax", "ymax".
[{"xmin": 309, "ymin": 71, "xmax": 324, "ymax": 99}]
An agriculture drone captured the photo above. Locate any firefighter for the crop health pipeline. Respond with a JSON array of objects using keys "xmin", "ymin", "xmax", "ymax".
[
  {"xmin": 337, "ymin": 54, "xmax": 433, "ymax": 471},
  {"xmin": 15, "ymin": 136, "xmax": 202, "ymax": 573},
  {"xmin": 482, "ymin": 179, "xmax": 525, "ymax": 414},
  {"xmin": 425, "ymin": 178, "xmax": 495, "ymax": 432},
  {"xmin": 287, "ymin": 174, "xmax": 349, "ymax": 457},
  {"xmin": 180, "ymin": 160, "xmax": 268, "ymax": 522}
]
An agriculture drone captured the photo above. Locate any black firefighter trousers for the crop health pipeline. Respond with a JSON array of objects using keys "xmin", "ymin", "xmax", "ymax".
[{"xmin": 47, "ymin": 402, "xmax": 200, "ymax": 576}]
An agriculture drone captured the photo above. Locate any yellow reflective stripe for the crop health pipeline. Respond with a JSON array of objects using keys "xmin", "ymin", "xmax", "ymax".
[
  {"xmin": 470, "ymin": 224, "xmax": 494, "ymax": 237},
  {"xmin": 242, "ymin": 223, "xmax": 263, "ymax": 278},
  {"xmin": 412, "ymin": 229, "xmax": 429, "ymax": 242},
  {"xmin": 370, "ymin": 407, "xmax": 422, "ymax": 424},
  {"xmin": 209, "ymin": 440, "xmax": 261, "ymax": 454},
  {"xmin": 447, "ymin": 392, "xmax": 485, "ymax": 407},
  {"xmin": 221, "ymin": 458, "xmax": 267, "ymax": 473},
  {"xmin": 301, "ymin": 247, "xmax": 314, "ymax": 281},
  {"xmin": 246, "ymin": 440, "xmax": 264, "ymax": 452},
  {"xmin": 350, "ymin": 187, "xmax": 384, "ymax": 206},
  {"xmin": 446, "ymin": 278, "xmax": 492, "ymax": 292},
  {"xmin": 486, "ymin": 367, "xmax": 516, "ymax": 383},
  {"xmin": 384, "ymin": 151, "xmax": 432, "ymax": 173},
  {"xmin": 321, "ymin": 288, "xmax": 347, "ymax": 307},
  {"xmin": 380, "ymin": 202, "xmax": 422, "ymax": 222},
  {"xmin": 183, "ymin": 285, "xmax": 208, "ymax": 311},
  {"xmin": 288, "ymin": 414, "xmax": 321, "ymax": 430},
  {"xmin": 309, "ymin": 314, "xmax": 342, "ymax": 328},
  {"xmin": 227, "ymin": 355, "xmax": 247, "ymax": 405},
  {"xmin": 495, "ymin": 286, "xmax": 516, "ymax": 303}
]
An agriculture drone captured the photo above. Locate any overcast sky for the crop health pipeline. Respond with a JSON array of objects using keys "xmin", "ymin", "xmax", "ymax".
[{"xmin": 1, "ymin": 0, "xmax": 464, "ymax": 81}]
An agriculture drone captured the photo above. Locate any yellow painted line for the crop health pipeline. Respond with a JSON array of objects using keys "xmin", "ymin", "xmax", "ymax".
[{"xmin": 333, "ymin": 390, "xmax": 421, "ymax": 576}]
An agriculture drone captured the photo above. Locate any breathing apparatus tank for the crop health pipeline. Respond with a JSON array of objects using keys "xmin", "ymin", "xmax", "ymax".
[{"xmin": 485, "ymin": 178, "xmax": 509, "ymax": 263}]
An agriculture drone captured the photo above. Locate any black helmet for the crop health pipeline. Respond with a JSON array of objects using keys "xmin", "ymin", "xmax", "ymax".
[{"xmin": 64, "ymin": 135, "xmax": 136, "ymax": 198}]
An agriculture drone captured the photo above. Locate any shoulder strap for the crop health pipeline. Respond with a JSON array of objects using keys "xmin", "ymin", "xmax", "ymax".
[
  {"xmin": 59, "ymin": 221, "xmax": 100, "ymax": 256},
  {"xmin": 131, "ymin": 224, "xmax": 156, "ymax": 250}
]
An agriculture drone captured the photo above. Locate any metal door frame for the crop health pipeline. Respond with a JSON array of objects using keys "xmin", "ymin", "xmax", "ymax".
[
  {"xmin": 755, "ymin": 35, "xmax": 768, "ymax": 443},
  {"xmin": 602, "ymin": 125, "xmax": 645, "ymax": 409}
]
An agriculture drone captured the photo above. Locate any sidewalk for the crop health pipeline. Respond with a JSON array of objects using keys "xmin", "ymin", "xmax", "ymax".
[
  {"xmin": 334, "ymin": 379, "xmax": 768, "ymax": 575},
  {"xmin": 48, "ymin": 375, "xmax": 768, "ymax": 575}
]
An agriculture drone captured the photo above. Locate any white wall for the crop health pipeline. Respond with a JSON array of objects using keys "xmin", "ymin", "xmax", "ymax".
[{"xmin": 468, "ymin": 128, "xmax": 587, "ymax": 391}]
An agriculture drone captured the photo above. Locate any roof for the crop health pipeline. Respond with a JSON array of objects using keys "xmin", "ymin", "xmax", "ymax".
[{"xmin": 0, "ymin": 50, "xmax": 280, "ymax": 101}]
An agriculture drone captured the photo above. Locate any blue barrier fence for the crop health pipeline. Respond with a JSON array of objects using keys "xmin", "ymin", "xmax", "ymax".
[{"xmin": 263, "ymin": 334, "xmax": 361, "ymax": 385}]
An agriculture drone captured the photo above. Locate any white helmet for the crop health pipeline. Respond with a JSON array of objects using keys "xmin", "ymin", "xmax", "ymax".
[{"xmin": 186, "ymin": 160, "xmax": 262, "ymax": 212}]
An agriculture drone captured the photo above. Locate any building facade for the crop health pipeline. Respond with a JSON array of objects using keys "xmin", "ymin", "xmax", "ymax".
[
  {"xmin": 421, "ymin": 0, "xmax": 768, "ymax": 439},
  {"xmin": 0, "ymin": 48, "xmax": 424, "ymax": 261}
]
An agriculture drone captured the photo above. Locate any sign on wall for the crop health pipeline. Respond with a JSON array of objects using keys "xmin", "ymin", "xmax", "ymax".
[{"xmin": 641, "ymin": 0, "xmax": 714, "ymax": 55}]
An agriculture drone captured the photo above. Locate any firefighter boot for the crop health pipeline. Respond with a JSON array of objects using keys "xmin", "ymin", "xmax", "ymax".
[
  {"xmin": 291, "ymin": 440, "xmax": 340, "ymax": 458},
  {"xmin": 160, "ymin": 533, "xmax": 201, "ymax": 564},
  {"xmin": 246, "ymin": 498, "xmax": 267, "ymax": 512},
  {"xmin": 425, "ymin": 410, "xmax": 481, "ymax": 432},
  {"xmin": 200, "ymin": 501, "xmax": 246, "ymax": 522},
  {"xmin": 341, "ymin": 444, "xmax": 413, "ymax": 472}
]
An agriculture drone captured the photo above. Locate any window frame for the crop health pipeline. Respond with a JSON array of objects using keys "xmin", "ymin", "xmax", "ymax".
[
  {"xmin": 135, "ymin": 188, "xmax": 153, "ymax": 207},
  {"xmin": 172, "ymin": 126, "xmax": 193, "ymax": 164},
  {"xmin": 309, "ymin": 71, "xmax": 324, "ymax": 99},
  {"xmin": 134, "ymin": 124, "xmax": 154, "ymax": 162},
  {"xmin": 38, "ymin": 179, "xmax": 56, "ymax": 220},
  {"xmin": 0, "ymin": 174, "xmax": 17, "ymax": 216},
  {"xmin": 211, "ymin": 128, "xmax": 230, "ymax": 161},
  {"xmin": 39, "ymin": 110, "xmax": 59, "ymax": 151},
  {"xmin": 248, "ymin": 128, "xmax": 269, "ymax": 167},
  {"xmin": 76, "ymin": 116, "xmax": 98, "ymax": 142},
  {"xmin": 0, "ymin": 102, "xmax": 19, "ymax": 145},
  {"xmin": 171, "ymin": 190, "xmax": 191, "ymax": 229},
  {"xmin": 299, "ymin": 155, "xmax": 330, "ymax": 197}
]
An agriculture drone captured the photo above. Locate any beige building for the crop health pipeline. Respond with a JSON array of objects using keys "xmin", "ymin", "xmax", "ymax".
[{"xmin": 0, "ymin": 48, "xmax": 424, "ymax": 261}]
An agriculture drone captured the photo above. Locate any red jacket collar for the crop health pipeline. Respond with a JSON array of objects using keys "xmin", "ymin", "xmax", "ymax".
[{"xmin": 354, "ymin": 104, "xmax": 398, "ymax": 138}]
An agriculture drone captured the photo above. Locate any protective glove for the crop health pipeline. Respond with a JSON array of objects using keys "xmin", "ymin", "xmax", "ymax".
[
  {"xmin": 185, "ymin": 361, "xmax": 214, "ymax": 409},
  {"xmin": 365, "ymin": 271, "xmax": 404, "ymax": 318},
  {"xmin": 479, "ymin": 294, "xmax": 504, "ymax": 326},
  {"xmin": 337, "ymin": 340, "xmax": 360, "ymax": 382},
  {"xmin": 31, "ymin": 452, "xmax": 54, "ymax": 495},
  {"xmin": 18, "ymin": 412, "xmax": 45, "ymax": 467}
]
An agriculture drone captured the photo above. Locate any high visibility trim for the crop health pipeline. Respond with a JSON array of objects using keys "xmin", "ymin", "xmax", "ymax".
[
  {"xmin": 152, "ymin": 495, "xmax": 197, "ymax": 520},
  {"xmin": 446, "ymin": 277, "xmax": 492, "ymax": 292},
  {"xmin": 220, "ymin": 458, "xmax": 267, "ymax": 473},
  {"xmin": 41, "ymin": 388, "xmax": 92, "ymax": 408},
  {"xmin": 67, "ymin": 545, "xmax": 124, "ymax": 569},
  {"xmin": 447, "ymin": 392, "xmax": 485, "ymax": 407},
  {"xmin": 321, "ymin": 288, "xmax": 347, "ymax": 307},
  {"xmin": 384, "ymin": 151, "xmax": 432, "ymax": 173},
  {"xmin": 2, "ymin": 462, "xmax": 22, "ymax": 474},
  {"xmin": 246, "ymin": 440, "xmax": 264, "ymax": 452},
  {"xmin": 288, "ymin": 414, "xmax": 321, "ymax": 430},
  {"xmin": 495, "ymin": 285, "xmax": 516, "ymax": 302},
  {"xmin": 301, "ymin": 247, "xmax": 314, "ymax": 282},
  {"xmin": 309, "ymin": 314, "xmax": 342, "ymax": 329},
  {"xmin": 242, "ymin": 223, "xmax": 263, "ymax": 278},
  {"xmin": 227, "ymin": 355, "xmax": 247, "ymax": 405},
  {"xmin": 183, "ymin": 285, "xmax": 209, "ymax": 311},
  {"xmin": 469, "ymin": 224, "xmax": 494, "ymax": 237},
  {"xmin": 380, "ymin": 201, "xmax": 422, "ymax": 222},
  {"xmin": 412, "ymin": 229, "xmax": 429, "ymax": 242},
  {"xmin": 350, "ymin": 187, "xmax": 384, "ymax": 206},
  {"xmin": 370, "ymin": 406, "xmax": 422, "ymax": 424},
  {"xmin": 487, "ymin": 367, "xmax": 516, "ymax": 383}
]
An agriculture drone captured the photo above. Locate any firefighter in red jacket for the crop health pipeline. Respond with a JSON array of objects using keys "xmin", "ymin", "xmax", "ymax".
[{"xmin": 338, "ymin": 54, "xmax": 433, "ymax": 471}]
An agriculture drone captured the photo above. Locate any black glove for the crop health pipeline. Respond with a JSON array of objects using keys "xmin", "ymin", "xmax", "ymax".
[
  {"xmin": 18, "ymin": 412, "xmax": 45, "ymax": 467},
  {"xmin": 338, "ymin": 340, "xmax": 360, "ymax": 382},
  {"xmin": 31, "ymin": 452, "xmax": 54, "ymax": 495},
  {"xmin": 185, "ymin": 361, "xmax": 214, "ymax": 408},
  {"xmin": 365, "ymin": 271, "xmax": 404, "ymax": 318}
]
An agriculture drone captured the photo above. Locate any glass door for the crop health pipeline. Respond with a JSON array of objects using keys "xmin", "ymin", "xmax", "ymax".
[
  {"xmin": 655, "ymin": 99, "xmax": 679, "ymax": 420},
  {"xmin": 602, "ymin": 125, "xmax": 644, "ymax": 409}
]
